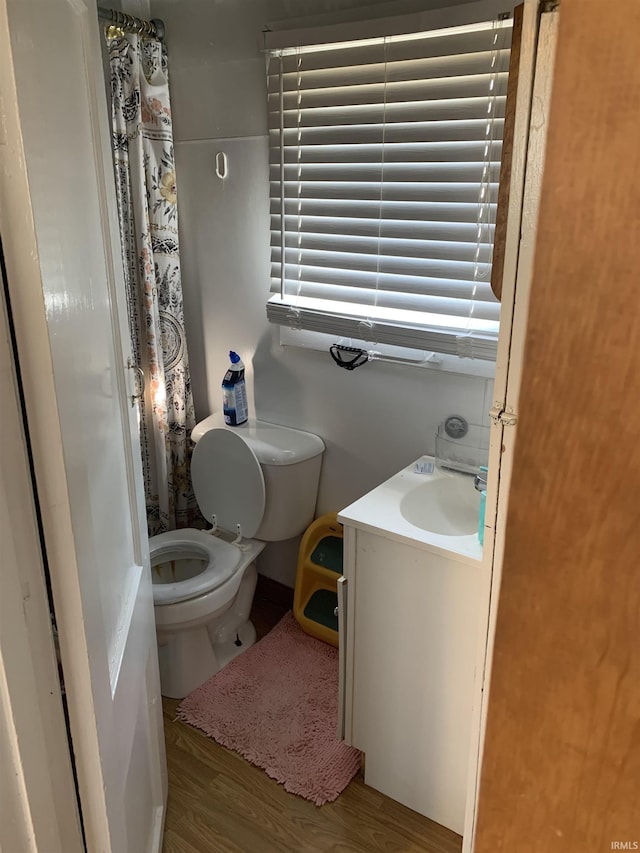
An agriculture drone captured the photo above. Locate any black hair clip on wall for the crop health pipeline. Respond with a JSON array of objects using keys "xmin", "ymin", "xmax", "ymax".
[{"xmin": 329, "ymin": 344, "xmax": 369, "ymax": 371}]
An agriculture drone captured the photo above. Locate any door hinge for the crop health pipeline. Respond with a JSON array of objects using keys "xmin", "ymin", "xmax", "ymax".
[
  {"xmin": 489, "ymin": 403, "xmax": 518, "ymax": 427},
  {"xmin": 541, "ymin": 0, "xmax": 560, "ymax": 12}
]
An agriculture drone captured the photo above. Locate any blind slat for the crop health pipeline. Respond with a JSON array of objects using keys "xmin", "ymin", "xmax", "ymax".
[
  {"xmin": 270, "ymin": 277, "xmax": 499, "ymax": 315},
  {"xmin": 271, "ymin": 181, "xmax": 499, "ymax": 205},
  {"xmin": 270, "ymin": 264, "xmax": 497, "ymax": 306},
  {"xmin": 267, "ymin": 294, "xmax": 499, "ymax": 333},
  {"xmin": 273, "ymin": 249, "xmax": 495, "ymax": 282},
  {"xmin": 268, "ymin": 73, "xmax": 509, "ymax": 111},
  {"xmin": 271, "ymin": 233, "xmax": 495, "ymax": 262},
  {"xmin": 271, "ymin": 279, "xmax": 500, "ymax": 318},
  {"xmin": 271, "ymin": 162, "xmax": 501, "ymax": 183},
  {"xmin": 271, "ymin": 118, "xmax": 505, "ymax": 145},
  {"xmin": 271, "ymin": 199, "xmax": 496, "ymax": 222},
  {"xmin": 270, "ymin": 140, "xmax": 502, "ymax": 165},
  {"xmin": 267, "ymin": 50, "xmax": 509, "ymax": 92},
  {"xmin": 274, "ymin": 96, "xmax": 506, "ymax": 128},
  {"xmin": 268, "ymin": 26, "xmax": 509, "ymax": 73},
  {"xmin": 270, "ymin": 214, "xmax": 494, "ymax": 239}
]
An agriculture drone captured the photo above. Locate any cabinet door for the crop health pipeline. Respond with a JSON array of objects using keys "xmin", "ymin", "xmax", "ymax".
[{"xmin": 349, "ymin": 530, "xmax": 482, "ymax": 835}]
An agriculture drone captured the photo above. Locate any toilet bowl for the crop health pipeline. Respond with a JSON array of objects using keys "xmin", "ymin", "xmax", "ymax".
[{"xmin": 150, "ymin": 414, "xmax": 324, "ymax": 698}]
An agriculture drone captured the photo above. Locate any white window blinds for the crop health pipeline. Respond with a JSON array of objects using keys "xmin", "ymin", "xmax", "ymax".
[{"xmin": 266, "ymin": 17, "xmax": 512, "ymax": 360}]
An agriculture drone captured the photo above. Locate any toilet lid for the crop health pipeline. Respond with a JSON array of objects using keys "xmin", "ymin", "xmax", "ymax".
[{"xmin": 192, "ymin": 428, "xmax": 266, "ymax": 538}]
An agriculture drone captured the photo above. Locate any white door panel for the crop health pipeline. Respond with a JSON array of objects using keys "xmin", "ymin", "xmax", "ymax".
[
  {"xmin": 0, "ymin": 0, "xmax": 167, "ymax": 849},
  {"xmin": 0, "ymin": 266, "xmax": 84, "ymax": 853}
]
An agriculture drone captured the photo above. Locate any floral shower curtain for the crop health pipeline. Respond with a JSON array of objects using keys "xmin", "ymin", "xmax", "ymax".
[{"xmin": 107, "ymin": 33, "xmax": 199, "ymax": 536}]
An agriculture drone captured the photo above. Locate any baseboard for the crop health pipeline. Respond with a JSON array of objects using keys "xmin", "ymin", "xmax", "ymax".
[{"xmin": 255, "ymin": 573, "xmax": 294, "ymax": 610}]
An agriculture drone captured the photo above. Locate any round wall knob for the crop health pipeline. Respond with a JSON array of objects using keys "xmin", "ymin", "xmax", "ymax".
[{"xmin": 444, "ymin": 415, "xmax": 469, "ymax": 439}]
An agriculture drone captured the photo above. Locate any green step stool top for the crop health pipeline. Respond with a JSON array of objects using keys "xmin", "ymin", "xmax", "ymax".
[{"xmin": 310, "ymin": 536, "xmax": 343, "ymax": 574}]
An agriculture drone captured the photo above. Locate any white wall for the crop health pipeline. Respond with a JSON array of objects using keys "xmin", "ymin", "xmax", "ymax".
[
  {"xmin": 150, "ymin": 0, "xmax": 495, "ymax": 585},
  {"xmin": 122, "ymin": 0, "xmax": 151, "ymax": 16}
]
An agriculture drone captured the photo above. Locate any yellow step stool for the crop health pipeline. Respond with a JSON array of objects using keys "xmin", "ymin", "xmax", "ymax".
[{"xmin": 293, "ymin": 512, "xmax": 343, "ymax": 647}]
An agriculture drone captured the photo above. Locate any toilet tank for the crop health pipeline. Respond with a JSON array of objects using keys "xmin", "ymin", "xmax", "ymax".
[{"xmin": 192, "ymin": 414, "xmax": 325, "ymax": 541}]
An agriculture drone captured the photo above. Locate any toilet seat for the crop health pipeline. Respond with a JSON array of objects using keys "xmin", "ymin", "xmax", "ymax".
[{"xmin": 151, "ymin": 530, "xmax": 241, "ymax": 606}]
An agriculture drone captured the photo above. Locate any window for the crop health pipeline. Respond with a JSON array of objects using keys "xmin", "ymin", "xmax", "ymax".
[{"xmin": 266, "ymin": 13, "xmax": 512, "ymax": 361}]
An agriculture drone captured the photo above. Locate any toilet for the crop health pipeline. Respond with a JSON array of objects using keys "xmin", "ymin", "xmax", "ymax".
[{"xmin": 150, "ymin": 413, "xmax": 325, "ymax": 699}]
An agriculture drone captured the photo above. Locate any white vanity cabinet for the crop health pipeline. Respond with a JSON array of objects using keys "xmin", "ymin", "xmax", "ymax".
[{"xmin": 337, "ymin": 461, "xmax": 486, "ymax": 836}]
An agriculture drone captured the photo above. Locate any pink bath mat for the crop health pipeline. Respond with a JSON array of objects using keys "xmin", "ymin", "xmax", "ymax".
[{"xmin": 177, "ymin": 611, "xmax": 361, "ymax": 805}]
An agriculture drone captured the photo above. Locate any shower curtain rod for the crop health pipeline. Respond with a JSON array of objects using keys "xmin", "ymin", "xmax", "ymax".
[{"xmin": 98, "ymin": 6, "xmax": 166, "ymax": 41}]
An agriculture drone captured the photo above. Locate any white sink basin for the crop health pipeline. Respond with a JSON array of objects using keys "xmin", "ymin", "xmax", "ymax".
[
  {"xmin": 338, "ymin": 456, "xmax": 484, "ymax": 564},
  {"xmin": 400, "ymin": 476, "xmax": 480, "ymax": 536}
]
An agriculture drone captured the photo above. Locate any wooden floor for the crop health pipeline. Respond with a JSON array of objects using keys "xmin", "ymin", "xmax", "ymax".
[{"xmin": 161, "ymin": 578, "xmax": 462, "ymax": 853}]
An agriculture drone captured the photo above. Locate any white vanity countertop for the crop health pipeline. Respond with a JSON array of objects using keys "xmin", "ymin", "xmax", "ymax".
[{"xmin": 338, "ymin": 456, "xmax": 484, "ymax": 566}]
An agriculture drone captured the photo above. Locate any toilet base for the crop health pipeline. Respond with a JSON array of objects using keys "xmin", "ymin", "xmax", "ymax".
[
  {"xmin": 211, "ymin": 618, "xmax": 257, "ymax": 672},
  {"xmin": 156, "ymin": 563, "xmax": 258, "ymax": 699}
]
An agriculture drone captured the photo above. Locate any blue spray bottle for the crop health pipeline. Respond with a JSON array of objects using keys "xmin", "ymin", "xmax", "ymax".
[{"xmin": 222, "ymin": 351, "xmax": 248, "ymax": 426}]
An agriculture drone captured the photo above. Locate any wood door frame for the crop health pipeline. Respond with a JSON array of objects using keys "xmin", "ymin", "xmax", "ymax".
[
  {"xmin": 465, "ymin": 8, "xmax": 560, "ymax": 850},
  {"xmin": 475, "ymin": 0, "xmax": 640, "ymax": 847},
  {"xmin": 462, "ymin": 1, "xmax": 552, "ymax": 847}
]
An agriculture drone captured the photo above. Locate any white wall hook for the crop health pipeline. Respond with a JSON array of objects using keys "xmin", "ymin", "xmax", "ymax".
[{"xmin": 215, "ymin": 151, "xmax": 228, "ymax": 180}]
